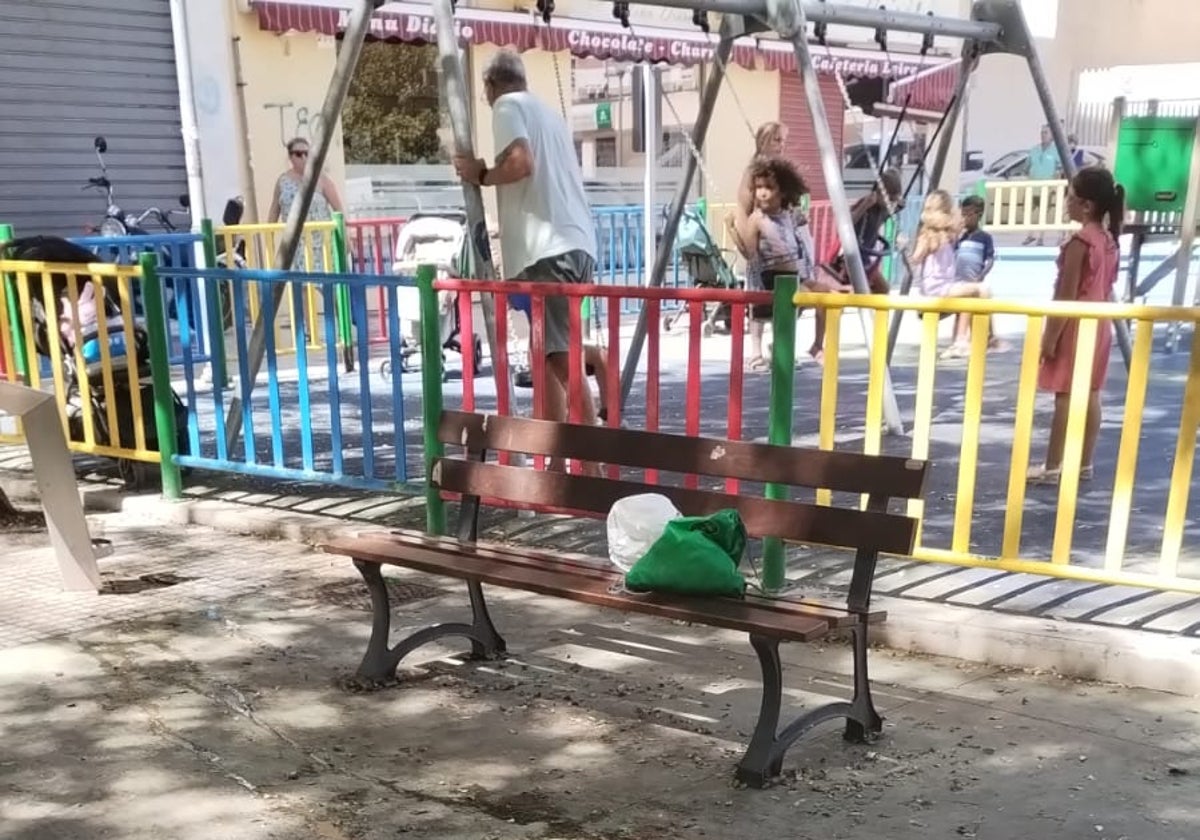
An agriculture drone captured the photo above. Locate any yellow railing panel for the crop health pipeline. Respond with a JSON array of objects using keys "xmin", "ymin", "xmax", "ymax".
[
  {"xmin": 0, "ymin": 260, "xmax": 159, "ymax": 463},
  {"xmin": 794, "ymin": 290, "xmax": 1200, "ymax": 595}
]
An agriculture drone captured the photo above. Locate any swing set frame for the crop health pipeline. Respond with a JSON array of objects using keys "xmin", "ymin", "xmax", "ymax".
[
  {"xmin": 611, "ymin": 0, "xmax": 1081, "ymax": 434},
  {"xmin": 425, "ymin": 0, "xmax": 1080, "ymax": 436},
  {"xmin": 241, "ymin": 0, "xmax": 1082, "ymax": 448}
]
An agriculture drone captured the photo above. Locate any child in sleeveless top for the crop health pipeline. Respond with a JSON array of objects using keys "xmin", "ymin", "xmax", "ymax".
[
  {"xmin": 1027, "ymin": 168, "xmax": 1125, "ymax": 486},
  {"xmin": 732, "ymin": 157, "xmax": 848, "ymax": 371},
  {"xmin": 910, "ymin": 190, "xmax": 993, "ymax": 359}
]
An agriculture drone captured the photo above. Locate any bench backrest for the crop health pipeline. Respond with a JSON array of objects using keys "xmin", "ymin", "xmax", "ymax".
[{"xmin": 433, "ymin": 411, "xmax": 928, "ymax": 609}]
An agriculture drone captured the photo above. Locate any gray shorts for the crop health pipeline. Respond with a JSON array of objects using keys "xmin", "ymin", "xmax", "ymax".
[{"xmin": 517, "ymin": 250, "xmax": 594, "ymax": 355}]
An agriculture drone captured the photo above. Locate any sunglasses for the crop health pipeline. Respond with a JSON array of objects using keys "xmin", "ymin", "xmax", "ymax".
[{"xmin": 289, "ymin": 149, "xmax": 309, "ymax": 158}]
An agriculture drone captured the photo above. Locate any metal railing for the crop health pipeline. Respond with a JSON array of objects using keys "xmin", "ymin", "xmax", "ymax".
[
  {"xmin": 165, "ymin": 265, "xmax": 423, "ymax": 492},
  {"xmin": 0, "ymin": 255, "xmax": 179, "ymax": 489},
  {"xmin": 211, "ymin": 219, "xmax": 344, "ymax": 356},
  {"xmin": 72, "ymin": 231, "xmax": 212, "ymax": 366},
  {"xmin": 795, "ymin": 290, "xmax": 1200, "ymax": 594}
]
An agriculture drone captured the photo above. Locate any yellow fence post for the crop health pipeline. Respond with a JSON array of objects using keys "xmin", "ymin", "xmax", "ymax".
[
  {"xmin": 1050, "ymin": 318, "xmax": 1100, "ymax": 565},
  {"xmin": 1001, "ymin": 315, "xmax": 1045, "ymax": 559},
  {"xmin": 1159, "ymin": 332, "xmax": 1200, "ymax": 576},
  {"xmin": 951, "ymin": 316, "xmax": 991, "ymax": 555},
  {"xmin": 1104, "ymin": 321, "xmax": 1155, "ymax": 570},
  {"xmin": 815, "ymin": 307, "xmax": 842, "ymax": 507}
]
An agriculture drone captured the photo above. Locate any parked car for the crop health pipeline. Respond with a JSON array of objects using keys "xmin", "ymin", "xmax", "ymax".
[
  {"xmin": 842, "ymin": 141, "xmax": 923, "ymax": 200},
  {"xmin": 960, "ymin": 147, "xmax": 1107, "ymax": 191}
]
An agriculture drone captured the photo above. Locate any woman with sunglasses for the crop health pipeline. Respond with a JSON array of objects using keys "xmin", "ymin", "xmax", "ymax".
[{"xmin": 267, "ymin": 137, "xmax": 344, "ymax": 269}]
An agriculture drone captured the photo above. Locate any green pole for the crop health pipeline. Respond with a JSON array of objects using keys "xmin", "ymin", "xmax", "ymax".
[
  {"xmin": 332, "ymin": 212, "xmax": 354, "ymax": 370},
  {"xmin": 199, "ymin": 218, "xmax": 228, "ymax": 386},
  {"xmin": 417, "ymin": 263, "xmax": 446, "ymax": 535},
  {"xmin": 138, "ymin": 252, "xmax": 184, "ymax": 500},
  {"xmin": 762, "ymin": 274, "xmax": 798, "ymax": 592},
  {"xmin": 0, "ymin": 223, "xmax": 30, "ymax": 382}
]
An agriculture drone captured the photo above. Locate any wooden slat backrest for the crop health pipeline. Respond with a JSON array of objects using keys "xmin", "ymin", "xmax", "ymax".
[
  {"xmin": 433, "ymin": 459, "xmax": 919, "ymax": 556},
  {"xmin": 437, "ymin": 410, "xmax": 927, "ymax": 500}
]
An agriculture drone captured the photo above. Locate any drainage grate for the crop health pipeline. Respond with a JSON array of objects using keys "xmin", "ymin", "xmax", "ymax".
[{"xmin": 309, "ymin": 578, "xmax": 446, "ymax": 611}]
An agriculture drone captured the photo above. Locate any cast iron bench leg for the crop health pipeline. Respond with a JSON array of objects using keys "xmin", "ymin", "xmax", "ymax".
[
  {"xmin": 843, "ymin": 622, "xmax": 884, "ymax": 743},
  {"xmin": 353, "ymin": 560, "xmax": 507, "ymax": 683},
  {"xmin": 736, "ymin": 624, "xmax": 884, "ymax": 787},
  {"xmin": 735, "ymin": 634, "xmax": 785, "ymax": 788}
]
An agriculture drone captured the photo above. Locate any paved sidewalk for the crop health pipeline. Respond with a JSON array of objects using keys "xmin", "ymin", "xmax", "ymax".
[
  {"xmin": 3, "ymin": 430, "xmax": 1200, "ymax": 697},
  {"xmin": 2, "ymin": 515, "xmax": 1198, "ymax": 840}
]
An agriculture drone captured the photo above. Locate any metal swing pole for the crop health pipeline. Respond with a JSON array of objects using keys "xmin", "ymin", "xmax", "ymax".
[
  {"xmin": 783, "ymin": 6, "xmax": 904, "ymax": 435},
  {"xmin": 618, "ymin": 17, "xmax": 738, "ymax": 408},
  {"xmin": 223, "ymin": 0, "xmax": 381, "ymax": 451},
  {"xmin": 431, "ymin": 0, "xmax": 515, "ymax": 414}
]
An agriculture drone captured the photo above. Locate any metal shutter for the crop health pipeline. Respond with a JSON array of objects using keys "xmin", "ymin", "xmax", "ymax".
[
  {"xmin": 778, "ymin": 71, "xmax": 847, "ymax": 202},
  {"xmin": 0, "ymin": 0, "xmax": 187, "ymax": 238}
]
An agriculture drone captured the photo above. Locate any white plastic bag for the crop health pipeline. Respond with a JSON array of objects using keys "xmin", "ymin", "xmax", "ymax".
[{"xmin": 606, "ymin": 494, "xmax": 681, "ymax": 571}]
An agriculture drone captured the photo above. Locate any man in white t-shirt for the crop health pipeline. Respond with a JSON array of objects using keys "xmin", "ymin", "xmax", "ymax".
[{"xmin": 453, "ymin": 49, "xmax": 599, "ymax": 433}]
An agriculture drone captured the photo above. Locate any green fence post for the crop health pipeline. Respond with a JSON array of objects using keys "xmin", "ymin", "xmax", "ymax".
[
  {"xmin": 0, "ymin": 223, "xmax": 30, "ymax": 382},
  {"xmin": 199, "ymin": 218, "xmax": 228, "ymax": 386},
  {"xmin": 138, "ymin": 252, "xmax": 183, "ymax": 500},
  {"xmin": 762, "ymin": 274, "xmax": 798, "ymax": 592},
  {"xmin": 332, "ymin": 212, "xmax": 354, "ymax": 370},
  {"xmin": 417, "ymin": 264, "xmax": 446, "ymax": 536}
]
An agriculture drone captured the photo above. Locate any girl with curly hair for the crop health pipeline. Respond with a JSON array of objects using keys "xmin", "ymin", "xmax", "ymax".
[{"xmin": 732, "ymin": 157, "xmax": 848, "ymax": 371}]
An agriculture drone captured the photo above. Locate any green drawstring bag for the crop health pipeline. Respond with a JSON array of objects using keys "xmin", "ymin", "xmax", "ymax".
[{"xmin": 624, "ymin": 509, "xmax": 748, "ymax": 598}]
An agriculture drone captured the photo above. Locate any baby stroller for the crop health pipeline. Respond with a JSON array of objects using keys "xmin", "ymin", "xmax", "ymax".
[
  {"xmin": 386, "ymin": 211, "xmax": 483, "ymax": 380},
  {"xmin": 2, "ymin": 236, "xmax": 189, "ymax": 488},
  {"xmin": 662, "ymin": 206, "xmax": 740, "ymax": 336}
]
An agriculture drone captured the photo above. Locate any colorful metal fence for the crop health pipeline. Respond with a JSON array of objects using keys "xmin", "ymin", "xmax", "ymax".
[
  {"xmin": 795, "ymin": 290, "xmax": 1200, "ymax": 594},
  {"xmin": 72, "ymin": 232, "xmax": 212, "ymax": 366},
  {"xmin": 211, "ymin": 218, "xmax": 345, "ymax": 356},
  {"xmin": 0, "ymin": 254, "xmax": 181, "ymax": 496},
  {"xmin": 165, "ymin": 265, "xmax": 422, "ymax": 492},
  {"xmin": 347, "ymin": 216, "xmax": 407, "ymax": 346}
]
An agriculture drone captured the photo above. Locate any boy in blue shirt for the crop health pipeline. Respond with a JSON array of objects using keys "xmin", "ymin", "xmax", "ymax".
[{"xmin": 956, "ymin": 195, "xmax": 1006, "ymax": 350}]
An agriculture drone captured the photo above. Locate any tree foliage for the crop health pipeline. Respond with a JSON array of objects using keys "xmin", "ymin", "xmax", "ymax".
[{"xmin": 343, "ymin": 42, "xmax": 444, "ymax": 165}]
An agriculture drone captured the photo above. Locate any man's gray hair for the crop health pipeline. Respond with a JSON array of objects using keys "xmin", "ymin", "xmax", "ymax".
[{"xmin": 484, "ymin": 49, "xmax": 527, "ymax": 87}]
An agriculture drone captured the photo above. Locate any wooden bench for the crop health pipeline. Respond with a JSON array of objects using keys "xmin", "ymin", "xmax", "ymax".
[{"xmin": 324, "ymin": 410, "xmax": 928, "ymax": 787}]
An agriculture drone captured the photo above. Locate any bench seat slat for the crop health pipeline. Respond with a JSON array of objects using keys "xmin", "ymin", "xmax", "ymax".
[
  {"xmin": 438, "ymin": 410, "xmax": 927, "ymax": 499},
  {"xmin": 327, "ymin": 534, "xmax": 835, "ymax": 642},
  {"xmin": 371, "ymin": 530, "xmax": 885, "ymax": 628},
  {"xmin": 435, "ymin": 459, "xmax": 918, "ymax": 556}
]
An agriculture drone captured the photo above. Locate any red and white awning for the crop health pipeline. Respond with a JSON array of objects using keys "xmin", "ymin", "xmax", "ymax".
[
  {"xmin": 251, "ymin": 1, "xmax": 943, "ymax": 79},
  {"xmin": 885, "ymin": 59, "xmax": 961, "ymax": 112}
]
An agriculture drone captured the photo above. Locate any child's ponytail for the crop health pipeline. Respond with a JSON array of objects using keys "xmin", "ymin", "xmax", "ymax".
[{"xmin": 1108, "ymin": 183, "xmax": 1126, "ymax": 240}]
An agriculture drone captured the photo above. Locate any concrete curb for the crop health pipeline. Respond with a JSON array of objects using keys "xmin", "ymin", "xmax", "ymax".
[
  {"xmin": 6, "ymin": 475, "xmax": 1197, "ymax": 697},
  {"xmin": 875, "ymin": 596, "xmax": 1200, "ymax": 697}
]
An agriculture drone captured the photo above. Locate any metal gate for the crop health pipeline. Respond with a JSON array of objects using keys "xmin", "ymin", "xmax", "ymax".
[{"xmin": 0, "ymin": 0, "xmax": 187, "ymax": 237}]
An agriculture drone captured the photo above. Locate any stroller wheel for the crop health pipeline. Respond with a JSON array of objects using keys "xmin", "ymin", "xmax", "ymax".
[
  {"xmin": 702, "ymin": 321, "xmax": 714, "ymax": 338},
  {"xmin": 661, "ymin": 314, "xmax": 673, "ymax": 333},
  {"xmin": 379, "ymin": 359, "xmax": 392, "ymax": 381},
  {"xmin": 118, "ymin": 458, "xmax": 154, "ymax": 491},
  {"xmin": 473, "ymin": 336, "xmax": 484, "ymax": 371}
]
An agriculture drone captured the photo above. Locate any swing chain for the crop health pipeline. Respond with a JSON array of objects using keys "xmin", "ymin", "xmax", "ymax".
[
  {"xmin": 821, "ymin": 2, "xmax": 935, "ymax": 221},
  {"xmin": 620, "ymin": 19, "xmax": 735, "ymax": 209}
]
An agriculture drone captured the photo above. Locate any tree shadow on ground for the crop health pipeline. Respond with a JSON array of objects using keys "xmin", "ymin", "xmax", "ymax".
[{"xmin": 3, "ymin": 525, "xmax": 1198, "ymax": 839}]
